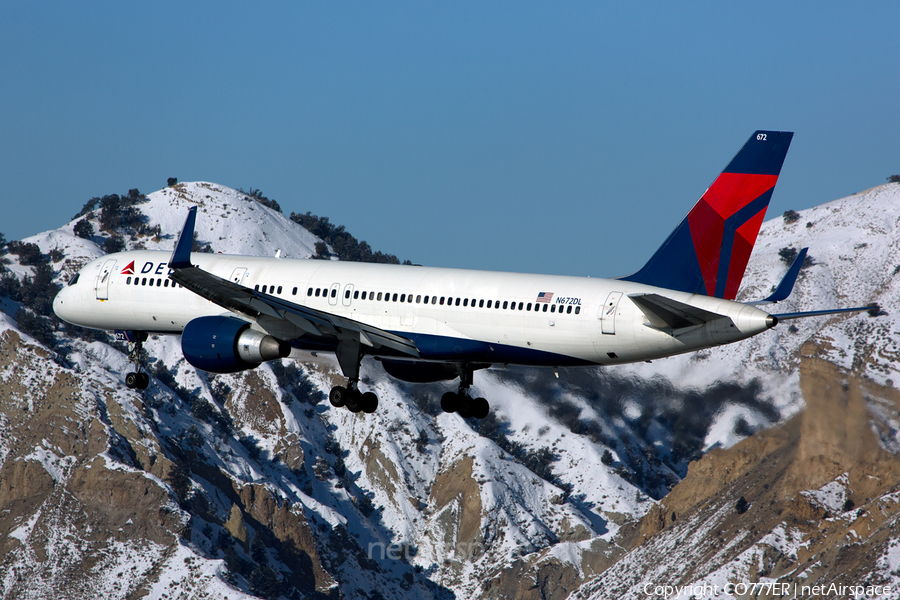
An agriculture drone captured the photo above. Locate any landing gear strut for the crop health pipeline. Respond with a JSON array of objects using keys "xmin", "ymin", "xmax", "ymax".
[
  {"xmin": 440, "ymin": 365, "xmax": 489, "ymax": 419},
  {"xmin": 329, "ymin": 338, "xmax": 378, "ymax": 414},
  {"xmin": 124, "ymin": 331, "xmax": 150, "ymax": 390}
]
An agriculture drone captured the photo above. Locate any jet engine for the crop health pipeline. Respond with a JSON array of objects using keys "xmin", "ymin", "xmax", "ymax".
[{"xmin": 181, "ymin": 316, "xmax": 290, "ymax": 373}]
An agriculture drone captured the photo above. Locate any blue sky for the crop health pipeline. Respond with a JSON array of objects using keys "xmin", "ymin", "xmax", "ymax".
[{"xmin": 2, "ymin": 2, "xmax": 898, "ymax": 277}]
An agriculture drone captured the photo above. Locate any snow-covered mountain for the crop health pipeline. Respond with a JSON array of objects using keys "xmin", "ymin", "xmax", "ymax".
[{"xmin": 1, "ymin": 181, "xmax": 899, "ymax": 599}]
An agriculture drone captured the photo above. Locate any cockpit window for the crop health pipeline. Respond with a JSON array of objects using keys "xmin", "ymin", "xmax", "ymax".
[{"xmin": 69, "ymin": 273, "xmax": 80, "ymax": 286}]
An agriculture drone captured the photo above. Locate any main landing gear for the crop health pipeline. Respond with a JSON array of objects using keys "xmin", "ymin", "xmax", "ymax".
[
  {"xmin": 124, "ymin": 331, "xmax": 150, "ymax": 390},
  {"xmin": 329, "ymin": 339, "xmax": 379, "ymax": 414},
  {"xmin": 440, "ymin": 366, "xmax": 490, "ymax": 419}
]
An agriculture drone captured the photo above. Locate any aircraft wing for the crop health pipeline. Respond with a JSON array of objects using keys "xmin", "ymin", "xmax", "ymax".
[{"xmin": 167, "ymin": 207, "xmax": 420, "ymax": 358}]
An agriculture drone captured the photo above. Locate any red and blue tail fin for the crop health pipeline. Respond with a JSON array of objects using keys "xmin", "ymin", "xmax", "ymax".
[{"xmin": 621, "ymin": 130, "xmax": 793, "ymax": 299}]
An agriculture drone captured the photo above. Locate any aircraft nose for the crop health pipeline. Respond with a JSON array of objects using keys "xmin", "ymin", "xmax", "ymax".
[{"xmin": 53, "ymin": 285, "xmax": 74, "ymax": 322}]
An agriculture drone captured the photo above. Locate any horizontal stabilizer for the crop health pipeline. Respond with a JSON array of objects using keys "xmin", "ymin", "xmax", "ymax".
[
  {"xmin": 757, "ymin": 247, "xmax": 808, "ymax": 304},
  {"xmin": 629, "ymin": 293, "xmax": 727, "ymax": 330},
  {"xmin": 773, "ymin": 305, "xmax": 879, "ymax": 321}
]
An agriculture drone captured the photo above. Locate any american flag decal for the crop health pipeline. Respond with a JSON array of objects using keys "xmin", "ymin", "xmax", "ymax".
[{"xmin": 536, "ymin": 292, "xmax": 554, "ymax": 304}]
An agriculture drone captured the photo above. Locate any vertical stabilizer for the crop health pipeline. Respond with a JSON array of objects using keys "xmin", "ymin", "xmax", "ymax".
[{"xmin": 621, "ymin": 130, "xmax": 793, "ymax": 299}]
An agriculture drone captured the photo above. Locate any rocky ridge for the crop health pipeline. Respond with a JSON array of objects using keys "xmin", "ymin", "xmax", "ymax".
[{"xmin": 0, "ymin": 181, "xmax": 899, "ymax": 598}]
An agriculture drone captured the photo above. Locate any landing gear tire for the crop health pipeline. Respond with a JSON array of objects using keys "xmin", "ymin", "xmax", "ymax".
[
  {"xmin": 330, "ymin": 385, "xmax": 379, "ymax": 414},
  {"xmin": 125, "ymin": 372, "xmax": 139, "ymax": 389},
  {"xmin": 472, "ymin": 397, "xmax": 489, "ymax": 419},
  {"xmin": 457, "ymin": 395, "xmax": 474, "ymax": 419},
  {"xmin": 440, "ymin": 391, "xmax": 490, "ymax": 419},
  {"xmin": 346, "ymin": 389, "xmax": 362, "ymax": 413},
  {"xmin": 361, "ymin": 392, "xmax": 378, "ymax": 414},
  {"xmin": 441, "ymin": 391, "xmax": 458, "ymax": 413},
  {"xmin": 329, "ymin": 386, "xmax": 347, "ymax": 408},
  {"xmin": 125, "ymin": 371, "xmax": 150, "ymax": 390}
]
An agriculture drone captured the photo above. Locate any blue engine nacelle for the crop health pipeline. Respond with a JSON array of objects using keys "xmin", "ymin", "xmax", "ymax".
[{"xmin": 182, "ymin": 316, "xmax": 291, "ymax": 374}]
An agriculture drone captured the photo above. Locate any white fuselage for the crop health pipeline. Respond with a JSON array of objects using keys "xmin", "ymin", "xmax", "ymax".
[{"xmin": 53, "ymin": 250, "xmax": 774, "ymax": 368}]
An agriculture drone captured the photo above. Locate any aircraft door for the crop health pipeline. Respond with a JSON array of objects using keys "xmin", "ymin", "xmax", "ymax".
[
  {"xmin": 342, "ymin": 284, "xmax": 354, "ymax": 307},
  {"xmin": 600, "ymin": 291, "xmax": 623, "ymax": 335},
  {"xmin": 95, "ymin": 259, "xmax": 117, "ymax": 300},
  {"xmin": 328, "ymin": 283, "xmax": 340, "ymax": 306},
  {"xmin": 230, "ymin": 267, "xmax": 247, "ymax": 284}
]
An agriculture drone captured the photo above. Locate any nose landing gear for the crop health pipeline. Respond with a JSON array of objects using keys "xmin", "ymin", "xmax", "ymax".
[{"xmin": 122, "ymin": 331, "xmax": 150, "ymax": 390}]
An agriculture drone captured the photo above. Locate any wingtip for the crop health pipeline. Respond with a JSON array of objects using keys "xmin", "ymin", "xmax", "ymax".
[{"xmin": 168, "ymin": 207, "xmax": 197, "ymax": 269}]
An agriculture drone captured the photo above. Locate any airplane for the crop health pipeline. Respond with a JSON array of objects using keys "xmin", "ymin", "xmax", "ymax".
[{"xmin": 52, "ymin": 131, "xmax": 876, "ymax": 419}]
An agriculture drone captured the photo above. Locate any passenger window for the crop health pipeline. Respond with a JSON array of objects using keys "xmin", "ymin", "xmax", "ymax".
[
  {"xmin": 455, "ymin": 298, "xmax": 461, "ymax": 306},
  {"xmin": 471, "ymin": 298, "xmax": 476, "ymax": 306},
  {"xmin": 408, "ymin": 295, "xmax": 413, "ymax": 303},
  {"xmin": 551, "ymin": 305, "xmax": 556, "ymax": 313},
  {"xmin": 255, "ymin": 284, "xmax": 260, "ymax": 291},
  {"xmin": 487, "ymin": 300, "xmax": 492, "ymax": 308},
  {"xmin": 479, "ymin": 299, "xmax": 484, "ymax": 308},
  {"xmin": 331, "ymin": 288, "xmax": 337, "ymax": 298},
  {"xmin": 308, "ymin": 288, "xmax": 313, "ymax": 296},
  {"xmin": 416, "ymin": 295, "xmax": 421, "ymax": 303},
  {"xmin": 354, "ymin": 291, "xmax": 359, "ymax": 299},
  {"xmin": 431, "ymin": 296, "xmax": 437, "ymax": 305},
  {"xmin": 400, "ymin": 293, "xmax": 406, "ymax": 302},
  {"xmin": 543, "ymin": 304, "xmax": 549, "ymax": 312},
  {"xmin": 392, "ymin": 293, "xmax": 398, "ymax": 302},
  {"xmin": 440, "ymin": 297, "xmax": 445, "ymax": 305},
  {"xmin": 575, "ymin": 307, "xmax": 581, "ymax": 314},
  {"xmin": 262, "ymin": 285, "xmax": 267, "ymax": 293},
  {"xmin": 516, "ymin": 302, "xmax": 522, "ymax": 310},
  {"xmin": 126, "ymin": 276, "xmax": 131, "ymax": 284},
  {"xmin": 277, "ymin": 286, "xmax": 283, "ymax": 294},
  {"xmin": 164, "ymin": 280, "xmax": 169, "ymax": 288},
  {"xmin": 292, "ymin": 287, "xmax": 298, "ymax": 295},
  {"xmin": 502, "ymin": 301, "xmax": 508, "ymax": 309},
  {"xmin": 423, "ymin": 295, "xmax": 429, "ymax": 304},
  {"xmin": 377, "ymin": 292, "xmax": 383, "ymax": 301},
  {"xmin": 567, "ymin": 305, "xmax": 572, "ymax": 314},
  {"xmin": 345, "ymin": 290, "xmax": 351, "ymax": 299},
  {"xmin": 527, "ymin": 303, "xmax": 532, "ymax": 311},
  {"xmin": 463, "ymin": 298, "xmax": 468, "ymax": 307}
]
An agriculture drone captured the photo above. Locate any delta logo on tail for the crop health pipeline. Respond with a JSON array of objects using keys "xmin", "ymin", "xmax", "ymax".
[{"xmin": 622, "ymin": 131, "xmax": 793, "ymax": 300}]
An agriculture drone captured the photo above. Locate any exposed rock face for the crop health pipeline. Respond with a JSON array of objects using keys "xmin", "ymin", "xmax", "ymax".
[
  {"xmin": 0, "ymin": 327, "xmax": 331, "ymax": 599},
  {"xmin": 571, "ymin": 348, "xmax": 900, "ymax": 598},
  {"xmin": 0, "ymin": 330, "xmax": 186, "ymax": 598},
  {"xmin": 5, "ymin": 181, "xmax": 900, "ymax": 598}
]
